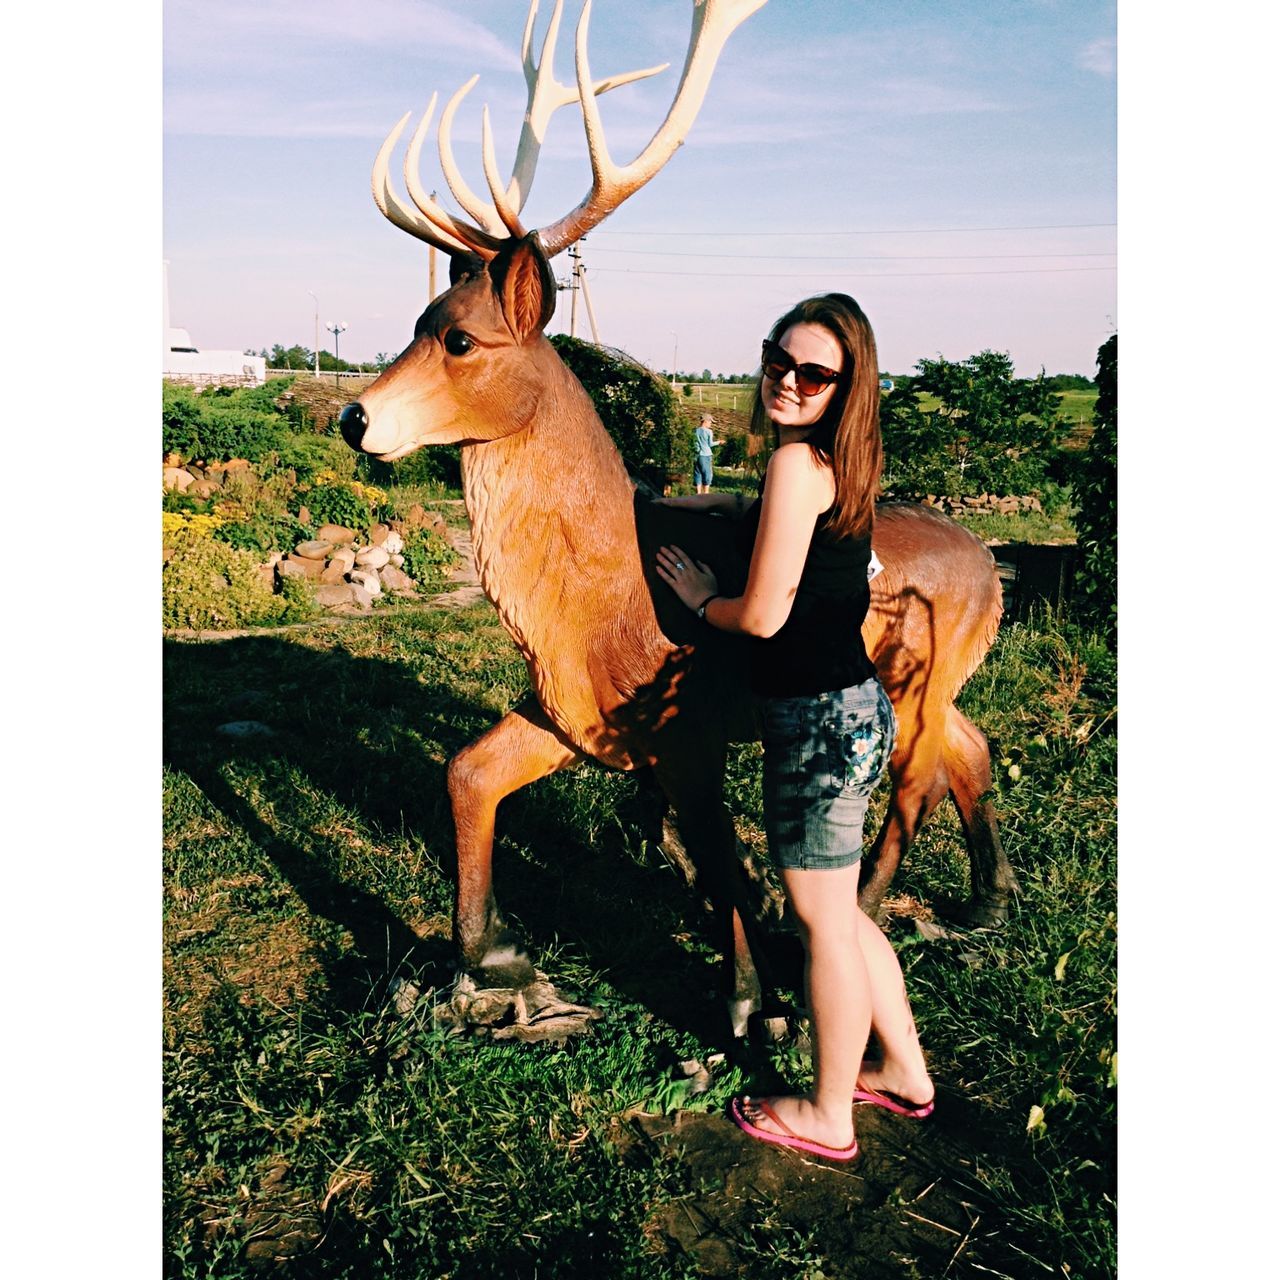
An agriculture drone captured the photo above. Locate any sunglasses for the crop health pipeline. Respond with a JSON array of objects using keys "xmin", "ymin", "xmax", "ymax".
[{"xmin": 760, "ymin": 339, "xmax": 843, "ymax": 397}]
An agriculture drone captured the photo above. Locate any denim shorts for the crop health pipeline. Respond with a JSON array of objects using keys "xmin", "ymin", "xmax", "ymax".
[
  {"xmin": 755, "ymin": 678, "xmax": 897, "ymax": 871},
  {"xmin": 693, "ymin": 454, "xmax": 713, "ymax": 485}
]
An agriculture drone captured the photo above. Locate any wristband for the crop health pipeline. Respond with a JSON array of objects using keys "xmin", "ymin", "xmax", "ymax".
[{"xmin": 695, "ymin": 593, "xmax": 719, "ymax": 620}]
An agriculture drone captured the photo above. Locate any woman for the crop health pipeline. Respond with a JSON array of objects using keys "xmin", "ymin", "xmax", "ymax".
[{"xmin": 655, "ymin": 294, "xmax": 933, "ymax": 1161}]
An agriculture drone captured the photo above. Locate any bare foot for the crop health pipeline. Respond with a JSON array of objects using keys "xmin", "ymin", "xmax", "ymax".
[
  {"xmin": 742, "ymin": 1095, "xmax": 855, "ymax": 1151},
  {"xmin": 856, "ymin": 1057, "xmax": 934, "ymax": 1108}
]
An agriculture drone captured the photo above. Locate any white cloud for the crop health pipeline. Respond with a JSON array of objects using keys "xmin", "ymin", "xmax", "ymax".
[{"xmin": 1078, "ymin": 37, "xmax": 1117, "ymax": 76}]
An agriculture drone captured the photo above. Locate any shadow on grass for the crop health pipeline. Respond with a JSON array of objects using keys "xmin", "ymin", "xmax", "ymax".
[{"xmin": 163, "ymin": 631, "xmax": 732, "ymax": 1042}]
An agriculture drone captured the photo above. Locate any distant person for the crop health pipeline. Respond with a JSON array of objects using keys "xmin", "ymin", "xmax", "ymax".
[{"xmin": 693, "ymin": 413, "xmax": 722, "ymax": 494}]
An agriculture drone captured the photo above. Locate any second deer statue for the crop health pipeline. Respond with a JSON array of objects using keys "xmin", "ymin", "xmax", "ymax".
[{"xmin": 340, "ymin": 0, "xmax": 1020, "ymax": 1039}]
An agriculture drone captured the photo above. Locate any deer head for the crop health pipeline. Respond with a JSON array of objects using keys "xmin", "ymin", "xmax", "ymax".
[{"xmin": 340, "ymin": 0, "xmax": 767, "ymax": 460}]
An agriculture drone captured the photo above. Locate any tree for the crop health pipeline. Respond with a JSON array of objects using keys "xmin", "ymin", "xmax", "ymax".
[
  {"xmin": 268, "ymin": 343, "xmax": 315, "ymax": 370},
  {"xmin": 548, "ymin": 334, "xmax": 689, "ymax": 487},
  {"xmin": 880, "ymin": 350, "xmax": 1066, "ymax": 497},
  {"xmin": 1070, "ymin": 335, "xmax": 1117, "ymax": 636}
]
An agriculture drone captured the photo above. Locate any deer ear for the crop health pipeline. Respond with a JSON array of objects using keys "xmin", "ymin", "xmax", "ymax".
[{"xmin": 489, "ymin": 234, "xmax": 557, "ymax": 343}]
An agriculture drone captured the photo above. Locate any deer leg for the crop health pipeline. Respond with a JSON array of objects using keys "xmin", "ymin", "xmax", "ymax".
[
  {"xmin": 653, "ymin": 758, "xmax": 781, "ymax": 1042},
  {"xmin": 858, "ymin": 714, "xmax": 950, "ymax": 923},
  {"xmin": 448, "ymin": 695, "xmax": 581, "ymax": 986},
  {"xmin": 944, "ymin": 707, "xmax": 1020, "ymax": 926}
]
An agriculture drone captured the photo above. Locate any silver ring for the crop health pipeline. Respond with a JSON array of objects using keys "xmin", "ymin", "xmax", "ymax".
[{"xmin": 675, "ymin": 561, "xmax": 686, "ymax": 571}]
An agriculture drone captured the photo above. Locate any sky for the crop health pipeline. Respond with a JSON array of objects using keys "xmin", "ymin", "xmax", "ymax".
[{"xmin": 163, "ymin": 0, "xmax": 1117, "ymax": 377}]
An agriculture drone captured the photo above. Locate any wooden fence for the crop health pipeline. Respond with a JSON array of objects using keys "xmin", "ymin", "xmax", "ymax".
[{"xmin": 990, "ymin": 543, "xmax": 1079, "ymax": 623}]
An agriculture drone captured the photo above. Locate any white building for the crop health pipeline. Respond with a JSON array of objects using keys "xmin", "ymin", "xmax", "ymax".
[{"xmin": 163, "ymin": 261, "xmax": 266, "ymax": 387}]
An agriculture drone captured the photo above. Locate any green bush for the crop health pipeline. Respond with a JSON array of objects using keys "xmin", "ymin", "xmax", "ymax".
[
  {"xmin": 163, "ymin": 537, "xmax": 296, "ymax": 630},
  {"xmin": 162, "ymin": 383, "xmax": 289, "ymax": 464},
  {"xmin": 881, "ymin": 351, "xmax": 1067, "ymax": 499},
  {"xmin": 378, "ymin": 445, "xmax": 464, "ymax": 491},
  {"xmin": 717, "ymin": 433, "xmax": 748, "ymax": 468},
  {"xmin": 266, "ymin": 431, "xmax": 358, "ymax": 483},
  {"xmin": 298, "ymin": 482, "xmax": 372, "ymax": 530},
  {"xmin": 548, "ymin": 335, "xmax": 689, "ymax": 487},
  {"xmin": 399, "ymin": 526, "xmax": 460, "ymax": 593},
  {"xmin": 1070, "ymin": 335, "xmax": 1117, "ymax": 635},
  {"xmin": 213, "ymin": 512, "xmax": 311, "ymax": 558}
]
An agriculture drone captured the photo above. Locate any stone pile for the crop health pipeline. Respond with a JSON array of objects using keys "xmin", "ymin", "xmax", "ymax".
[
  {"xmin": 886, "ymin": 491, "xmax": 1044, "ymax": 518},
  {"xmin": 268, "ymin": 521, "xmax": 422, "ymax": 613},
  {"xmin": 164, "ymin": 457, "xmax": 458, "ymax": 616},
  {"xmin": 163, "ymin": 456, "xmax": 254, "ymax": 499}
]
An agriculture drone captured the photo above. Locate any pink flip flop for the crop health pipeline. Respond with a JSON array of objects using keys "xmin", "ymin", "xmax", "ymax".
[
  {"xmin": 852, "ymin": 1085, "xmax": 935, "ymax": 1119},
  {"xmin": 729, "ymin": 1096, "xmax": 860, "ymax": 1162}
]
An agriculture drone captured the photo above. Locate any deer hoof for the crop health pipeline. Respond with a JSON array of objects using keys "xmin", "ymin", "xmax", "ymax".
[{"xmin": 942, "ymin": 894, "xmax": 1011, "ymax": 928}]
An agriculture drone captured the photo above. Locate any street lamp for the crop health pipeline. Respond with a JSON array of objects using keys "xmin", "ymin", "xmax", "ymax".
[
  {"xmin": 307, "ymin": 291, "xmax": 320, "ymax": 376},
  {"xmin": 326, "ymin": 320, "xmax": 348, "ymax": 387},
  {"xmin": 670, "ymin": 330, "xmax": 678, "ymax": 384}
]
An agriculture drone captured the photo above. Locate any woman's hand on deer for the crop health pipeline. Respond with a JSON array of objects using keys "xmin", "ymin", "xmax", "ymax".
[{"xmin": 656, "ymin": 544, "xmax": 718, "ymax": 611}]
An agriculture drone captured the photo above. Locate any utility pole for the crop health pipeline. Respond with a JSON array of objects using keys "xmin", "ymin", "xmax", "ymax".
[
  {"xmin": 563, "ymin": 240, "xmax": 600, "ymax": 344},
  {"xmin": 308, "ymin": 291, "xmax": 320, "ymax": 377},
  {"xmin": 568, "ymin": 243, "xmax": 579, "ymax": 338}
]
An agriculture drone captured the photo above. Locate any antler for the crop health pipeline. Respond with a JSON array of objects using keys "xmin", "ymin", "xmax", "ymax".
[
  {"xmin": 537, "ymin": 0, "xmax": 768, "ymax": 256},
  {"xmin": 375, "ymin": 0, "xmax": 667, "ymax": 258},
  {"xmin": 372, "ymin": 0, "xmax": 766, "ymax": 259}
]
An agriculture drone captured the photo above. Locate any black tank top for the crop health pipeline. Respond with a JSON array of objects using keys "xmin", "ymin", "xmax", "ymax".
[{"xmin": 735, "ymin": 486, "xmax": 877, "ymax": 697}]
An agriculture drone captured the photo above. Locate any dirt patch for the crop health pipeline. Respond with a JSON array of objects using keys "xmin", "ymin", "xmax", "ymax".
[
  {"xmin": 164, "ymin": 907, "xmax": 325, "ymax": 1040},
  {"xmin": 615, "ymin": 1090, "xmax": 1020, "ymax": 1279}
]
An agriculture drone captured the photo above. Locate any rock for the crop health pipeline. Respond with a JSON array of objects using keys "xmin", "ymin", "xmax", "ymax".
[
  {"xmin": 368, "ymin": 523, "xmax": 393, "ymax": 546},
  {"xmin": 293, "ymin": 539, "xmax": 332, "ymax": 561},
  {"xmin": 223, "ymin": 458, "xmax": 252, "ymax": 473},
  {"xmin": 348, "ymin": 569, "xmax": 382, "ymax": 596},
  {"xmin": 319, "ymin": 562, "xmax": 348, "ymax": 585},
  {"xmin": 328, "ymin": 546, "xmax": 356, "ymax": 574},
  {"xmin": 400, "ymin": 505, "xmax": 449, "ymax": 537},
  {"xmin": 389, "ymin": 553, "xmax": 405, "ymax": 568},
  {"xmin": 286, "ymin": 553, "xmax": 326, "ymax": 578},
  {"xmin": 316, "ymin": 523, "xmax": 356, "ymax": 545},
  {"xmin": 265, "ymin": 552, "xmax": 283, "ymax": 569},
  {"xmin": 382, "ymin": 531, "xmax": 404, "ymax": 555},
  {"xmin": 256, "ymin": 564, "xmax": 275, "ymax": 590},
  {"xmin": 314, "ymin": 582, "xmax": 356, "ymax": 608},
  {"xmin": 163, "ymin": 467, "xmax": 195, "ymax": 492},
  {"xmin": 190, "ymin": 479, "xmax": 222, "ymax": 499},
  {"xmin": 379, "ymin": 564, "xmax": 415, "ymax": 592},
  {"xmin": 215, "ymin": 720, "xmax": 275, "ymax": 738},
  {"xmin": 914, "ymin": 918, "xmax": 955, "ymax": 942},
  {"xmin": 347, "ymin": 584, "xmax": 374, "ymax": 610},
  {"xmin": 275, "ymin": 559, "xmax": 309, "ymax": 582},
  {"xmin": 296, "ymin": 505, "xmax": 311, "ymax": 526},
  {"xmin": 355, "ymin": 545, "xmax": 390, "ymax": 569},
  {"xmin": 163, "ymin": 452, "xmax": 183, "ymax": 468}
]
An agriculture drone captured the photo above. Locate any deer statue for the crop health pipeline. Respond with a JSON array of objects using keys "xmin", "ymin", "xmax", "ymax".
[{"xmin": 339, "ymin": 0, "xmax": 1020, "ymax": 1040}]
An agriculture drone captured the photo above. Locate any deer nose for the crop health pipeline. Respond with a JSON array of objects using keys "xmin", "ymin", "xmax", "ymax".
[{"xmin": 339, "ymin": 403, "xmax": 369, "ymax": 451}]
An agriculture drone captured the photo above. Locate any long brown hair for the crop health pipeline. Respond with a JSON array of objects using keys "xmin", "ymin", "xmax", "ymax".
[{"xmin": 748, "ymin": 293, "xmax": 882, "ymax": 540}]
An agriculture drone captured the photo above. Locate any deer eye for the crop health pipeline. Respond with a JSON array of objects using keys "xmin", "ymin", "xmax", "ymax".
[{"xmin": 444, "ymin": 330, "xmax": 475, "ymax": 357}]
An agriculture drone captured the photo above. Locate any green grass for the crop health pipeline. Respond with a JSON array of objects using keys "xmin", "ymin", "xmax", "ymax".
[
  {"xmin": 950, "ymin": 505, "xmax": 1078, "ymax": 544},
  {"xmin": 163, "ymin": 600, "xmax": 1115, "ymax": 1277}
]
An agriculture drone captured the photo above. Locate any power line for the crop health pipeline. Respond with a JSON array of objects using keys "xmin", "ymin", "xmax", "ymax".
[
  {"xmin": 592, "ymin": 248, "xmax": 1116, "ymax": 262},
  {"xmin": 591, "ymin": 265, "xmax": 1116, "ymax": 279},
  {"xmin": 591, "ymin": 221, "xmax": 1117, "ymax": 237}
]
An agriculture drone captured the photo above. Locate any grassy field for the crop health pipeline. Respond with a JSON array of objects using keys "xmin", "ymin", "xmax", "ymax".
[
  {"xmin": 674, "ymin": 385, "xmax": 1098, "ymax": 426},
  {"xmin": 163, "ymin": 591, "xmax": 1115, "ymax": 1277}
]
